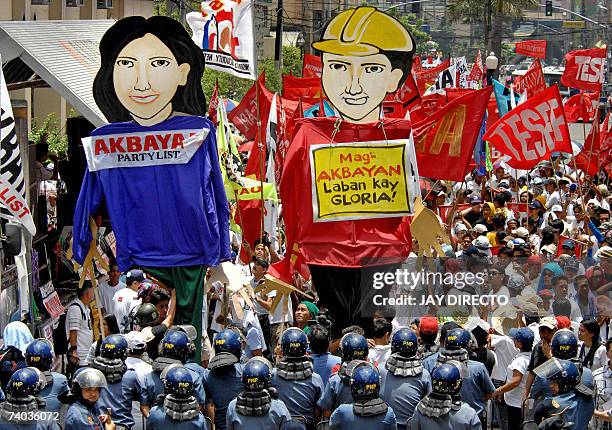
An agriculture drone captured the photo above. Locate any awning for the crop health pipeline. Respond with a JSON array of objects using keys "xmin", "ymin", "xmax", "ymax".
[{"xmin": 0, "ymin": 20, "xmax": 115, "ymax": 127}]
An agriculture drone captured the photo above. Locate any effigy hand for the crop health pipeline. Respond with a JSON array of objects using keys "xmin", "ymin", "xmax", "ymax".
[{"xmin": 410, "ymin": 198, "xmax": 451, "ymax": 266}]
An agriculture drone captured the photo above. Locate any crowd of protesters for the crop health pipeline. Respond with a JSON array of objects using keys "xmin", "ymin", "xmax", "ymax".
[{"xmin": 0, "ymin": 151, "xmax": 611, "ymax": 430}]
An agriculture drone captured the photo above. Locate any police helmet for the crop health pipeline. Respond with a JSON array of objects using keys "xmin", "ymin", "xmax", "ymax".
[
  {"xmin": 391, "ymin": 328, "xmax": 418, "ymax": 358},
  {"xmin": 25, "ymin": 339, "xmax": 54, "ymax": 371},
  {"xmin": 7, "ymin": 367, "xmax": 42, "ymax": 397},
  {"xmin": 549, "ymin": 360, "xmax": 580, "ymax": 395},
  {"xmin": 134, "ymin": 303, "xmax": 160, "ymax": 328},
  {"xmin": 160, "ymin": 330, "xmax": 191, "ymax": 362},
  {"xmin": 100, "ymin": 334, "xmax": 129, "ymax": 360},
  {"xmin": 163, "ymin": 366, "xmax": 194, "ymax": 398},
  {"xmin": 340, "ymin": 333, "xmax": 368, "ymax": 362},
  {"xmin": 281, "ymin": 328, "xmax": 308, "ymax": 357},
  {"xmin": 213, "ymin": 329, "xmax": 242, "ymax": 358},
  {"xmin": 431, "ymin": 363, "xmax": 462, "ymax": 395},
  {"xmin": 242, "ymin": 358, "xmax": 271, "ymax": 391},
  {"xmin": 350, "ymin": 364, "xmax": 380, "ymax": 401},
  {"xmin": 551, "ymin": 329, "xmax": 578, "ymax": 360},
  {"xmin": 445, "ymin": 328, "xmax": 471, "ymax": 350}
]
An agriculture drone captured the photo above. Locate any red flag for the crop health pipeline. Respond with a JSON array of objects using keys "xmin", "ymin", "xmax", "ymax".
[
  {"xmin": 282, "ymin": 75, "xmax": 323, "ymax": 102},
  {"xmin": 302, "ymin": 54, "xmax": 322, "ymax": 78},
  {"xmin": 386, "ymin": 73, "xmax": 421, "ymax": 110},
  {"xmin": 468, "ymin": 49, "xmax": 483, "ymax": 82},
  {"xmin": 575, "ymin": 110, "xmax": 601, "ymax": 176},
  {"xmin": 207, "ymin": 79, "xmax": 219, "ymax": 125},
  {"xmin": 412, "ymin": 56, "xmax": 423, "ymax": 73},
  {"xmin": 413, "ymin": 87, "xmax": 492, "ymax": 181},
  {"xmin": 415, "ymin": 59, "xmax": 451, "ymax": 94},
  {"xmin": 228, "ymin": 73, "xmax": 272, "ymax": 141},
  {"xmin": 515, "ymin": 40, "xmax": 547, "ymax": 59},
  {"xmin": 484, "ymin": 85, "xmax": 571, "ymax": 169},
  {"xmin": 515, "ymin": 59, "xmax": 546, "ymax": 98},
  {"xmin": 597, "ymin": 112, "xmax": 612, "ymax": 168},
  {"xmin": 561, "ymin": 48, "xmax": 606, "ymax": 92},
  {"xmin": 563, "ymin": 91, "xmax": 599, "ymax": 122}
]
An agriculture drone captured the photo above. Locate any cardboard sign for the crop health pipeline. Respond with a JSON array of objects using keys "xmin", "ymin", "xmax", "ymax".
[
  {"xmin": 82, "ymin": 129, "xmax": 208, "ymax": 171},
  {"xmin": 309, "ymin": 140, "xmax": 414, "ymax": 222},
  {"xmin": 40, "ymin": 281, "xmax": 64, "ymax": 319}
]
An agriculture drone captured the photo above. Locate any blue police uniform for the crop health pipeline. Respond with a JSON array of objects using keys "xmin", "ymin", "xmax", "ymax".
[
  {"xmin": 311, "ymin": 353, "xmax": 341, "ymax": 386},
  {"xmin": 329, "ymin": 403, "xmax": 397, "ymax": 429},
  {"xmin": 379, "ymin": 367, "xmax": 431, "ymax": 427},
  {"xmin": 411, "ymin": 402, "xmax": 482, "ymax": 430},
  {"xmin": 225, "ymin": 397, "xmax": 292, "ymax": 430},
  {"xmin": 202, "ymin": 364, "xmax": 243, "ymax": 430},
  {"xmin": 146, "ymin": 405, "xmax": 208, "ymax": 430},
  {"xmin": 65, "ymin": 400, "xmax": 105, "ymax": 430},
  {"xmin": 318, "ymin": 374, "xmax": 353, "ymax": 411},
  {"xmin": 553, "ymin": 391, "xmax": 595, "ymax": 430},
  {"xmin": 244, "ymin": 326, "xmax": 265, "ymax": 359},
  {"xmin": 0, "ymin": 418, "xmax": 61, "ymax": 430},
  {"xmin": 142, "ymin": 368, "xmax": 205, "ymax": 407},
  {"xmin": 97, "ymin": 368, "xmax": 141, "ymax": 428},
  {"xmin": 422, "ymin": 352, "xmax": 439, "ymax": 375},
  {"xmin": 40, "ymin": 373, "xmax": 69, "ymax": 413},
  {"xmin": 271, "ymin": 368, "xmax": 325, "ymax": 424},
  {"xmin": 0, "ymin": 385, "xmax": 4, "ymax": 402},
  {"xmin": 458, "ymin": 360, "xmax": 495, "ymax": 416}
]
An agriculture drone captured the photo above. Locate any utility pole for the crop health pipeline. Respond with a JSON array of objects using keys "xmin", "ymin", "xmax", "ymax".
[{"xmin": 274, "ymin": 0, "xmax": 283, "ymax": 72}]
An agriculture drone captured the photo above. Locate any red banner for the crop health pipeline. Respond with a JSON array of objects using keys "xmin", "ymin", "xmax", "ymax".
[
  {"xmin": 283, "ymin": 75, "xmax": 323, "ymax": 102},
  {"xmin": 468, "ymin": 49, "xmax": 483, "ymax": 82},
  {"xmin": 575, "ymin": 110, "xmax": 601, "ymax": 176},
  {"xmin": 563, "ymin": 91, "xmax": 599, "ymax": 122},
  {"xmin": 386, "ymin": 73, "xmax": 421, "ymax": 110},
  {"xmin": 514, "ymin": 59, "xmax": 545, "ymax": 98},
  {"xmin": 602, "ymin": 113, "xmax": 612, "ymax": 167},
  {"xmin": 413, "ymin": 87, "xmax": 492, "ymax": 181},
  {"xmin": 484, "ymin": 85, "xmax": 571, "ymax": 169},
  {"xmin": 415, "ymin": 58, "xmax": 451, "ymax": 93},
  {"xmin": 561, "ymin": 48, "xmax": 606, "ymax": 92},
  {"xmin": 438, "ymin": 204, "xmax": 470, "ymax": 223},
  {"xmin": 207, "ymin": 80, "xmax": 219, "ymax": 125},
  {"xmin": 228, "ymin": 73, "xmax": 272, "ymax": 141},
  {"xmin": 302, "ymin": 54, "xmax": 322, "ymax": 78},
  {"xmin": 515, "ymin": 40, "xmax": 547, "ymax": 59}
]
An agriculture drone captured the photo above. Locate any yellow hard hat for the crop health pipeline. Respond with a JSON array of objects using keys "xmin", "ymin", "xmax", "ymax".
[{"xmin": 312, "ymin": 7, "xmax": 415, "ymax": 56}]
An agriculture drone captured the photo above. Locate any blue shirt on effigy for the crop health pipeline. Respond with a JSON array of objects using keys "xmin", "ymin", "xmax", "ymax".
[{"xmin": 72, "ymin": 115, "xmax": 230, "ymax": 271}]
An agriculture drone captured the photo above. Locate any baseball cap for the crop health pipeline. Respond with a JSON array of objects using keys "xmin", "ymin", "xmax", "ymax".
[
  {"xmin": 514, "ymin": 227, "xmax": 529, "ymax": 238},
  {"xmin": 126, "ymin": 269, "xmax": 146, "ymax": 285},
  {"xmin": 561, "ymin": 239, "xmax": 575, "ymax": 249},
  {"xmin": 473, "ymin": 224, "xmax": 488, "ymax": 234},
  {"xmin": 124, "ymin": 331, "xmax": 148, "ymax": 352},
  {"xmin": 527, "ymin": 255, "xmax": 542, "ymax": 266},
  {"xmin": 541, "ymin": 243, "xmax": 557, "ymax": 255},
  {"xmin": 538, "ymin": 289, "xmax": 555, "ymax": 300},
  {"xmin": 564, "ymin": 259, "xmax": 579, "ymax": 272},
  {"xmin": 539, "ymin": 316, "xmax": 558, "ymax": 330},
  {"xmin": 454, "ymin": 223, "xmax": 468, "ymax": 233},
  {"xmin": 520, "ymin": 301, "xmax": 544, "ymax": 318},
  {"xmin": 469, "ymin": 195, "xmax": 482, "ymax": 204},
  {"xmin": 419, "ymin": 316, "xmax": 439, "ymax": 335},
  {"xmin": 555, "ymin": 316, "xmax": 571, "ymax": 330},
  {"xmin": 529, "ymin": 200, "xmax": 544, "ymax": 210},
  {"xmin": 312, "ymin": 7, "xmax": 415, "ymax": 56},
  {"xmin": 473, "ymin": 236, "xmax": 491, "ymax": 249},
  {"xmin": 533, "ymin": 177, "xmax": 544, "ymax": 185},
  {"xmin": 499, "ymin": 180, "xmax": 510, "ymax": 188},
  {"xmin": 550, "ymin": 205, "xmax": 563, "ymax": 212}
]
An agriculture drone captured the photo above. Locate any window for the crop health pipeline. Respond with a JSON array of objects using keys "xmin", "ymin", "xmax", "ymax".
[
  {"xmin": 65, "ymin": 0, "xmax": 85, "ymax": 6},
  {"xmin": 31, "ymin": 0, "xmax": 51, "ymax": 5},
  {"xmin": 97, "ymin": 0, "xmax": 113, "ymax": 8}
]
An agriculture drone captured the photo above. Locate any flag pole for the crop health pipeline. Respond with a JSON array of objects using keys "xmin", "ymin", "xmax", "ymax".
[{"xmin": 255, "ymin": 74, "xmax": 265, "ymax": 241}]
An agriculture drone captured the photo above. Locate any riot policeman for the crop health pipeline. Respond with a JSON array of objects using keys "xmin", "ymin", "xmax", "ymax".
[{"xmin": 25, "ymin": 339, "xmax": 70, "ymax": 412}]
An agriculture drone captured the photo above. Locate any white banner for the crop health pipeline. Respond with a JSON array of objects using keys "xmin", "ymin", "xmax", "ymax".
[
  {"xmin": 82, "ymin": 129, "xmax": 209, "ymax": 171},
  {"xmin": 187, "ymin": 0, "xmax": 257, "ymax": 80},
  {"xmin": 0, "ymin": 55, "xmax": 36, "ymax": 236}
]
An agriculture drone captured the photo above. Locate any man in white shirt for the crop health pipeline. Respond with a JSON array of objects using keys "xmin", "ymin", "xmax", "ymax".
[
  {"xmin": 113, "ymin": 269, "xmax": 145, "ymax": 333},
  {"xmin": 545, "ymin": 179, "xmax": 561, "ymax": 210},
  {"xmin": 97, "ymin": 258, "xmax": 126, "ymax": 316},
  {"xmin": 66, "ymin": 282, "xmax": 95, "ymax": 368}
]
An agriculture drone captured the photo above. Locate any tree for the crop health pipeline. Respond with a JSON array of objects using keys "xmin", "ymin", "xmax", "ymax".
[
  {"xmin": 387, "ymin": 11, "xmax": 433, "ymax": 55},
  {"xmin": 447, "ymin": 0, "xmax": 537, "ymax": 64}
]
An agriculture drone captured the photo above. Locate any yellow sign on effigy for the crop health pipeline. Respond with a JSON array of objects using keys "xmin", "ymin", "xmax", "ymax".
[{"xmin": 310, "ymin": 140, "xmax": 412, "ymax": 222}]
